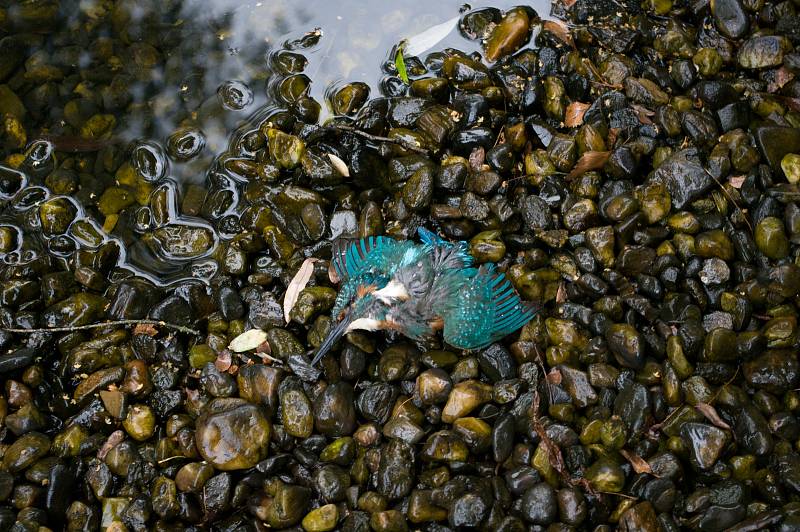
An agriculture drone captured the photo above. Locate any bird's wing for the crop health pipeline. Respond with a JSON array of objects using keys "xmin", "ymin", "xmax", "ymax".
[
  {"xmin": 441, "ymin": 265, "xmax": 536, "ymax": 350},
  {"xmin": 330, "ymin": 235, "xmax": 398, "ymax": 281},
  {"xmin": 417, "ymin": 227, "xmax": 446, "ymax": 247},
  {"xmin": 417, "ymin": 227, "xmax": 473, "ymax": 270}
]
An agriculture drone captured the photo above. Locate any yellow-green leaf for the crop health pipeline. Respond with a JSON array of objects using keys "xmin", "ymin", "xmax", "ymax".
[{"xmin": 395, "ymin": 49, "xmax": 409, "ymax": 84}]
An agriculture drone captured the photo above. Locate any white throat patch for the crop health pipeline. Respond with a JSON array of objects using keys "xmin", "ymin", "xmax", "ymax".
[
  {"xmin": 373, "ymin": 280, "xmax": 409, "ymax": 303},
  {"xmin": 346, "ymin": 317, "xmax": 382, "ymax": 332}
]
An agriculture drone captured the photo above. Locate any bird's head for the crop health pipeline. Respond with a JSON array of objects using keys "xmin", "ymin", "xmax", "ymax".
[{"xmin": 311, "ymin": 280, "xmax": 411, "ymax": 365}]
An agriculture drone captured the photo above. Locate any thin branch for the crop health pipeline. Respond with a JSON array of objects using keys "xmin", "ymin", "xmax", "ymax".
[
  {"xmin": 329, "ymin": 124, "xmax": 430, "ymax": 155},
  {"xmin": 1, "ymin": 319, "xmax": 202, "ymax": 336},
  {"xmin": 598, "ymin": 491, "xmax": 638, "ymax": 500},
  {"xmin": 706, "ymin": 169, "xmax": 754, "ymax": 235}
]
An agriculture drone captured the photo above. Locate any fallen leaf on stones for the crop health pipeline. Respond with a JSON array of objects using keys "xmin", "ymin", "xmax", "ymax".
[
  {"xmin": 284, "ymin": 257, "xmax": 318, "ymax": 323},
  {"xmin": 228, "ymin": 328, "xmax": 268, "ymax": 352}
]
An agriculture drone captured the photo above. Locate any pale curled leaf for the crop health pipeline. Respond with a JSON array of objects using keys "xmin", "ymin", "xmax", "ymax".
[
  {"xmin": 228, "ymin": 329, "xmax": 268, "ymax": 352},
  {"xmin": 565, "ymin": 102, "xmax": 590, "ymax": 127},
  {"xmin": 566, "ymin": 151, "xmax": 611, "ymax": 181},
  {"xmin": 328, "ymin": 261, "xmax": 341, "ymax": 284},
  {"xmin": 404, "ymin": 16, "xmax": 459, "ymax": 57},
  {"xmin": 283, "ymin": 257, "xmax": 319, "ymax": 323},
  {"xmin": 327, "ymin": 153, "xmax": 349, "ymax": 176},
  {"xmin": 695, "ymin": 402, "xmax": 731, "ymax": 430},
  {"xmin": 619, "ymin": 449, "xmax": 656, "ymax": 476}
]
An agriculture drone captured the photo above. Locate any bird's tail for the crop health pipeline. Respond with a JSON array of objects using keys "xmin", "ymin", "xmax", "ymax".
[{"xmin": 311, "ymin": 310, "xmax": 355, "ymax": 365}]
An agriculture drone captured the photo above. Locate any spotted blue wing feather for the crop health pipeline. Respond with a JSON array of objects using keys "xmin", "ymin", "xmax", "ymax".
[
  {"xmin": 417, "ymin": 227, "xmax": 446, "ymax": 247},
  {"xmin": 440, "ymin": 265, "xmax": 536, "ymax": 350},
  {"xmin": 331, "ymin": 236, "xmax": 398, "ymax": 281},
  {"xmin": 417, "ymin": 227, "xmax": 473, "ymax": 270}
]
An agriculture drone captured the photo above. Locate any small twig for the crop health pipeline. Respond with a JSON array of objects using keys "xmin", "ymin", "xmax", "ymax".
[
  {"xmin": 1, "ymin": 319, "xmax": 202, "ymax": 336},
  {"xmin": 598, "ymin": 491, "xmax": 638, "ymax": 500},
  {"xmin": 158, "ymin": 455, "xmax": 188, "ymax": 465},
  {"xmin": 706, "ymin": 169, "xmax": 754, "ymax": 235},
  {"xmin": 584, "ymin": 60, "xmax": 622, "ymax": 90},
  {"xmin": 707, "ymin": 366, "xmax": 740, "ymax": 405},
  {"xmin": 647, "ymin": 399, "xmax": 686, "ymax": 436},
  {"xmin": 329, "ymin": 124, "xmax": 430, "ymax": 155}
]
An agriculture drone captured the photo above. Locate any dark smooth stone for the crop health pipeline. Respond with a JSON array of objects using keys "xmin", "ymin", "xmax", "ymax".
[
  {"xmin": 692, "ymin": 81, "xmax": 739, "ymax": 110},
  {"xmin": 520, "ymin": 483, "xmax": 557, "ymax": 525},
  {"xmin": 651, "ymin": 148, "xmax": 713, "ymax": 209},
  {"xmin": 478, "ymin": 344, "xmax": 516, "ymax": 382},
  {"xmin": 0, "ymin": 348, "xmax": 34, "ymax": 373},
  {"xmin": 109, "ymin": 280, "xmax": 161, "ymax": 320},
  {"xmin": 46, "ymin": 464, "xmax": 74, "ymax": 526},
  {"xmin": 492, "ymin": 414, "xmax": 515, "ymax": 463},
  {"xmin": 753, "ymin": 124, "xmax": 800, "ymax": 172},
  {"xmin": 450, "ymin": 127, "xmax": 496, "ymax": 155},
  {"xmin": 712, "ymin": 0, "xmax": 749, "ymax": 39},
  {"xmin": 452, "ymin": 93, "xmax": 489, "ymax": 129},
  {"xmin": 216, "ymin": 286, "xmax": 244, "ymax": 321},
  {"xmin": 149, "ymin": 295, "xmax": 192, "ymax": 325}
]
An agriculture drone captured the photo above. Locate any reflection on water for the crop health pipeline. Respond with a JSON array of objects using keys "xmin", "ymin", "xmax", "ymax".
[{"xmin": 0, "ymin": 0, "xmax": 553, "ymax": 286}]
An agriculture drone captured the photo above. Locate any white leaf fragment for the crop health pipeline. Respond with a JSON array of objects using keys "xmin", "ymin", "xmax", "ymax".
[
  {"xmin": 404, "ymin": 16, "xmax": 459, "ymax": 57},
  {"xmin": 327, "ymin": 153, "xmax": 350, "ymax": 176},
  {"xmin": 228, "ymin": 328, "xmax": 268, "ymax": 352},
  {"xmin": 283, "ymin": 257, "xmax": 319, "ymax": 323}
]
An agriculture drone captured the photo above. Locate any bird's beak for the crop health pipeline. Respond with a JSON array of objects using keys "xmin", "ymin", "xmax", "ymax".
[{"xmin": 311, "ymin": 309, "xmax": 355, "ymax": 365}]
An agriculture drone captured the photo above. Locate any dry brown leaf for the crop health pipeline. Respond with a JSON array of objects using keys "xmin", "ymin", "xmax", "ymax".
[
  {"xmin": 768, "ymin": 66, "xmax": 795, "ymax": 93},
  {"xmin": 695, "ymin": 402, "xmax": 731, "ymax": 430},
  {"xmin": 546, "ymin": 368, "xmax": 562, "ymax": 385},
  {"xmin": 133, "ymin": 323, "xmax": 158, "ymax": 337},
  {"xmin": 566, "ymin": 151, "xmax": 611, "ymax": 181},
  {"xmin": 543, "ymin": 20, "xmax": 575, "ymax": 49},
  {"xmin": 284, "ymin": 257, "xmax": 318, "ymax": 323},
  {"xmin": 469, "ymin": 146, "xmax": 485, "ymax": 171},
  {"xmin": 619, "ymin": 449, "xmax": 656, "ymax": 476},
  {"xmin": 556, "ymin": 281, "xmax": 567, "ymax": 304},
  {"xmin": 607, "ymin": 127, "xmax": 621, "ymax": 147},
  {"xmin": 256, "ymin": 340, "xmax": 272, "ymax": 354},
  {"xmin": 729, "ymin": 175, "xmax": 746, "ymax": 189},
  {"xmin": 563, "ymin": 0, "xmax": 578, "ymax": 7},
  {"xmin": 631, "ymin": 104, "xmax": 655, "ymax": 125},
  {"xmin": 215, "ymin": 351, "xmax": 232, "ymax": 372},
  {"xmin": 97, "ymin": 430, "xmax": 125, "ymax": 460},
  {"xmin": 565, "ymin": 102, "xmax": 590, "ymax": 128}
]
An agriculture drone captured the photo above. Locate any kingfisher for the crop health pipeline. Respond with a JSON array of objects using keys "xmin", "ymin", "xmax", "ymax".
[{"xmin": 310, "ymin": 227, "xmax": 537, "ymax": 365}]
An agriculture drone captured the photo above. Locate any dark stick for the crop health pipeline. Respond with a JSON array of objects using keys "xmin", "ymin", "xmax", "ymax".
[
  {"xmin": 1, "ymin": 319, "xmax": 202, "ymax": 336},
  {"xmin": 330, "ymin": 124, "xmax": 430, "ymax": 155}
]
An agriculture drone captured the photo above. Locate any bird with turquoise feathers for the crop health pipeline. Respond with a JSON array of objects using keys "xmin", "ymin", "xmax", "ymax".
[{"xmin": 311, "ymin": 227, "xmax": 537, "ymax": 365}]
